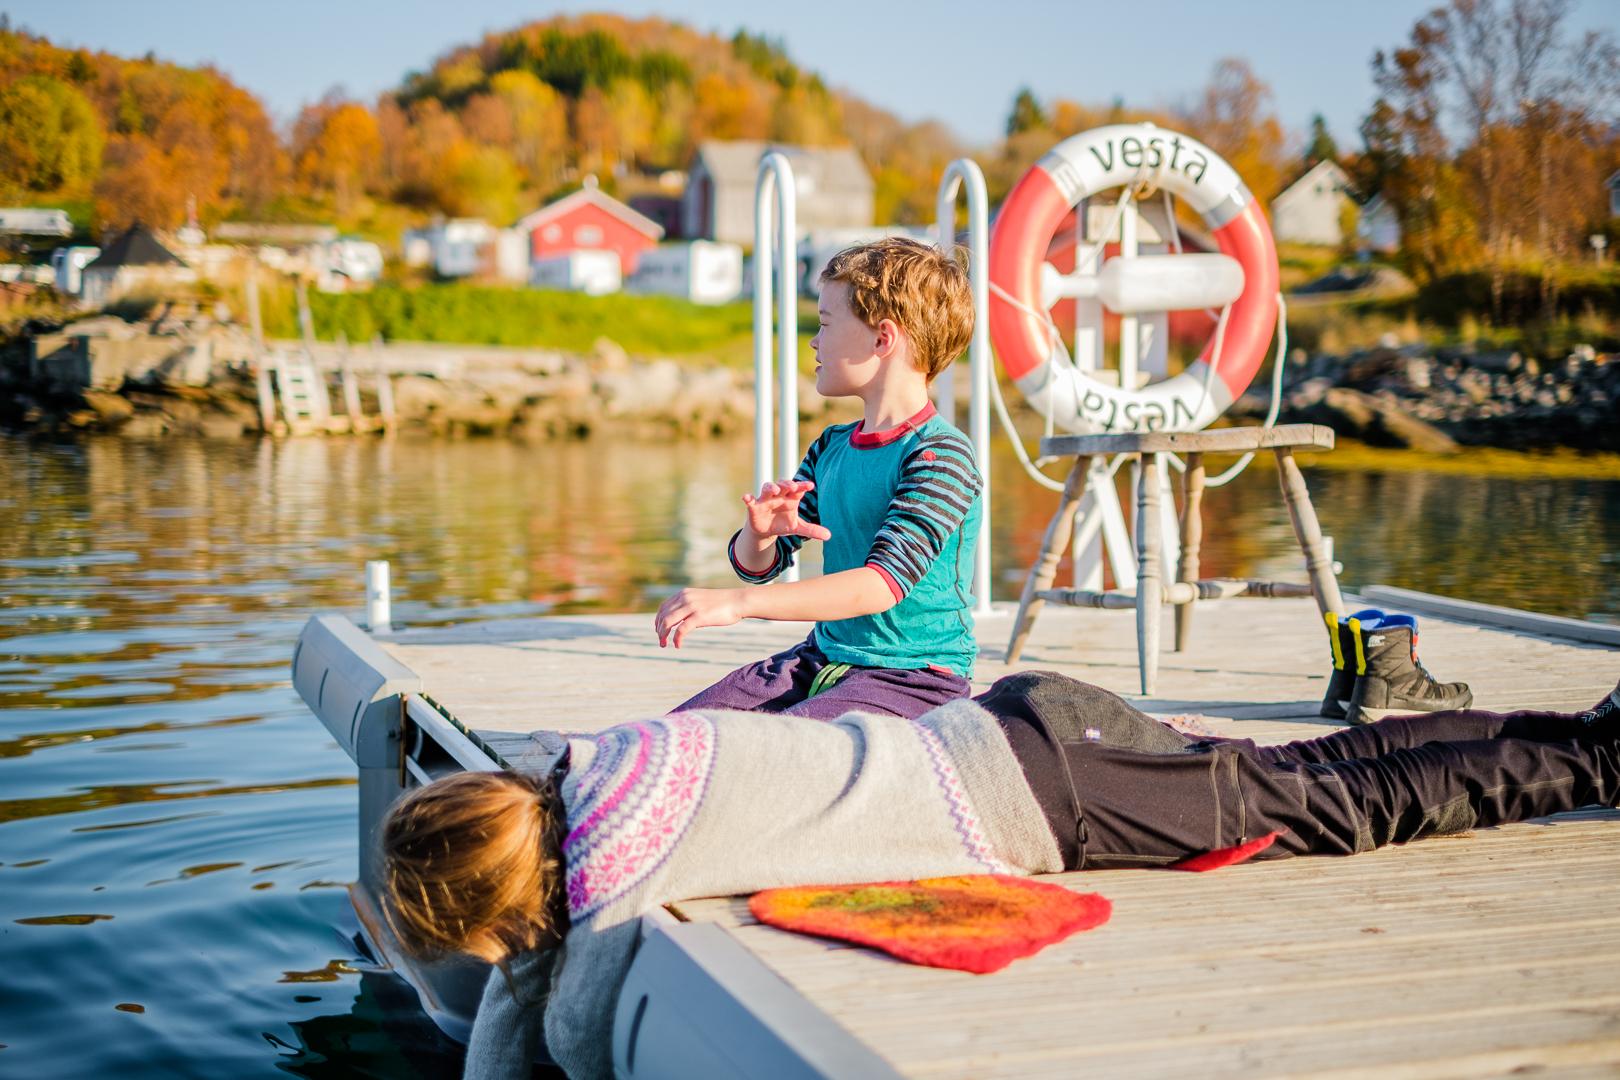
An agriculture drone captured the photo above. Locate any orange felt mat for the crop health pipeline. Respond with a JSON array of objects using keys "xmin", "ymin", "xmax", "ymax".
[{"xmin": 749, "ymin": 874, "xmax": 1111, "ymax": 974}]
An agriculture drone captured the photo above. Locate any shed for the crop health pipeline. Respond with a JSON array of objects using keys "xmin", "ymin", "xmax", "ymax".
[{"xmin": 79, "ymin": 225, "xmax": 195, "ymax": 306}]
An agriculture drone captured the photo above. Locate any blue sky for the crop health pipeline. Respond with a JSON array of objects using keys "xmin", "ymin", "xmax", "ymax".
[{"xmin": 15, "ymin": 0, "xmax": 1618, "ymax": 150}]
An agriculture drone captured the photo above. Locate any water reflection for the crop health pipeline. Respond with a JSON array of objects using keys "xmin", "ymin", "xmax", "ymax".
[{"xmin": 0, "ymin": 431, "xmax": 1615, "ymax": 1077}]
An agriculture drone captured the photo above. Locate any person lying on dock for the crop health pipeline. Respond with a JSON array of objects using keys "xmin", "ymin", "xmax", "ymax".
[
  {"xmin": 379, "ymin": 671, "xmax": 1620, "ymax": 1080},
  {"xmin": 652, "ymin": 237, "xmax": 983, "ymax": 721}
]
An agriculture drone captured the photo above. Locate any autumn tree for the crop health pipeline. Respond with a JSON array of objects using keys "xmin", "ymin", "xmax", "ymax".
[
  {"xmin": 1367, "ymin": 0, "xmax": 1620, "ymax": 293},
  {"xmin": 0, "ymin": 74, "xmax": 104, "ymax": 198},
  {"xmin": 293, "ymin": 94, "xmax": 382, "ymax": 214},
  {"xmin": 1182, "ymin": 58, "xmax": 1289, "ymax": 204},
  {"xmin": 489, "ymin": 69, "xmax": 567, "ymax": 189}
]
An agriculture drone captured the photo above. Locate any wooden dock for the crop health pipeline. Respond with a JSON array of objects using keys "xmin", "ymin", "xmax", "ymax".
[{"xmin": 373, "ymin": 595, "xmax": 1620, "ymax": 1077}]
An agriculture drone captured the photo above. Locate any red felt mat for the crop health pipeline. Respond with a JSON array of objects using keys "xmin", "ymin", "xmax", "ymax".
[
  {"xmin": 1171, "ymin": 831, "xmax": 1280, "ymax": 871},
  {"xmin": 749, "ymin": 874, "xmax": 1111, "ymax": 974}
]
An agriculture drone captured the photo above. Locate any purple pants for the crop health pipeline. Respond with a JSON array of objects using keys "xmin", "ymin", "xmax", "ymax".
[{"xmin": 673, "ymin": 636, "xmax": 971, "ymax": 721}]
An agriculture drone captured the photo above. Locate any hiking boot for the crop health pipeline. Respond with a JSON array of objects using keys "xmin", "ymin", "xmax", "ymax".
[
  {"xmin": 1345, "ymin": 616, "xmax": 1472, "ymax": 725},
  {"xmin": 1318, "ymin": 608, "xmax": 1383, "ymax": 719},
  {"xmin": 1575, "ymin": 679, "xmax": 1620, "ymax": 739}
]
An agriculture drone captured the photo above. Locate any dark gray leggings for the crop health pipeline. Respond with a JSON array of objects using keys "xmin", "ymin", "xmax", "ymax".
[{"xmin": 974, "ymin": 672, "xmax": 1616, "ymax": 870}]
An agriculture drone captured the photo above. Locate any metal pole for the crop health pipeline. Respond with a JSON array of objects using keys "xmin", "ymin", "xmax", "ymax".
[
  {"xmin": 936, "ymin": 160, "xmax": 994, "ymax": 616},
  {"xmin": 365, "ymin": 560, "xmax": 392, "ymax": 634},
  {"xmin": 754, "ymin": 152, "xmax": 799, "ymax": 580}
]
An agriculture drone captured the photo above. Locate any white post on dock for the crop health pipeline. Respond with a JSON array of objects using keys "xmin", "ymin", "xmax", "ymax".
[
  {"xmin": 365, "ymin": 560, "xmax": 392, "ymax": 634},
  {"xmin": 935, "ymin": 159, "xmax": 994, "ymax": 617},
  {"xmin": 753, "ymin": 152, "xmax": 800, "ymax": 580}
]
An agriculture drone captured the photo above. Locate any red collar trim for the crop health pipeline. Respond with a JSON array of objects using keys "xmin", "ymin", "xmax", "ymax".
[{"xmin": 849, "ymin": 402, "xmax": 937, "ymax": 448}]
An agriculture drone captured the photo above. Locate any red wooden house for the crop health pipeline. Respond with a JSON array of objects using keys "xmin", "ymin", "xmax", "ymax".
[{"xmin": 512, "ymin": 179, "xmax": 665, "ymax": 276}]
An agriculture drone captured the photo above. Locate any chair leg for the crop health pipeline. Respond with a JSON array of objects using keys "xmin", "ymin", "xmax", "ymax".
[
  {"xmin": 1006, "ymin": 456, "xmax": 1092, "ymax": 664},
  {"xmin": 1174, "ymin": 452, "xmax": 1205, "ymax": 652},
  {"xmin": 1136, "ymin": 453, "xmax": 1162, "ymax": 695},
  {"xmin": 1274, "ymin": 448, "xmax": 1345, "ymax": 618}
]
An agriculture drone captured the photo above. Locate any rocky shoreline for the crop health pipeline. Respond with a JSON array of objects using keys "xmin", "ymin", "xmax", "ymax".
[
  {"xmin": 1229, "ymin": 343, "xmax": 1618, "ymax": 454},
  {"xmin": 1, "ymin": 316, "xmax": 833, "ymax": 440},
  {"xmin": 3, "ymin": 315, "xmax": 1615, "ymax": 452}
]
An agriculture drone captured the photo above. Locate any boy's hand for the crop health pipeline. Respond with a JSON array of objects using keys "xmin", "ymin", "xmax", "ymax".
[
  {"xmin": 656, "ymin": 587, "xmax": 747, "ymax": 648},
  {"xmin": 742, "ymin": 479, "xmax": 832, "ymax": 542}
]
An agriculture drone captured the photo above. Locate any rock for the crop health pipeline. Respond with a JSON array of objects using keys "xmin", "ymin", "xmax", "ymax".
[
  {"xmin": 120, "ymin": 413, "xmax": 167, "ymax": 438},
  {"xmin": 200, "ymin": 415, "xmax": 246, "ymax": 439},
  {"xmin": 598, "ymin": 359, "xmax": 681, "ymax": 417},
  {"xmin": 1308, "ymin": 388, "xmax": 1460, "ymax": 454},
  {"xmin": 163, "ymin": 399, "xmax": 203, "ymax": 425},
  {"xmin": 591, "ymin": 337, "xmax": 630, "ymax": 373},
  {"xmin": 1471, "ymin": 349, "xmax": 1521, "ymax": 373},
  {"xmin": 82, "ymin": 391, "xmax": 135, "ymax": 423},
  {"xmin": 391, "ymin": 375, "xmax": 450, "ymax": 416}
]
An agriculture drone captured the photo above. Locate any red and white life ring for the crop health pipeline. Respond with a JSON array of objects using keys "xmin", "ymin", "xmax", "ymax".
[{"xmin": 989, "ymin": 123, "xmax": 1279, "ymax": 434}]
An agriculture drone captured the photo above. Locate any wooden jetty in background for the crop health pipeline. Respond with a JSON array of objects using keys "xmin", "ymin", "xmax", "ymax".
[{"xmin": 294, "ymin": 592, "xmax": 1620, "ymax": 1078}]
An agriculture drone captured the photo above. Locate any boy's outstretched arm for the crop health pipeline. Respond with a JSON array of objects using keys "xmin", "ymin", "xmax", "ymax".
[{"xmin": 655, "ymin": 568, "xmax": 895, "ymax": 648}]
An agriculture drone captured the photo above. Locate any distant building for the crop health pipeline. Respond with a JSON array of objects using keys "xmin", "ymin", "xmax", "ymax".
[
  {"xmin": 530, "ymin": 250, "xmax": 623, "ymax": 296},
  {"xmin": 1608, "ymin": 169, "xmax": 1620, "ymax": 218},
  {"xmin": 512, "ymin": 178, "xmax": 665, "ymax": 275},
  {"xmin": 1270, "ymin": 160, "xmax": 1353, "ymax": 246},
  {"xmin": 50, "ymin": 245, "xmax": 101, "ymax": 295},
  {"xmin": 311, "ymin": 238, "xmax": 385, "ymax": 292},
  {"xmin": 79, "ymin": 225, "xmax": 195, "ymax": 306},
  {"xmin": 0, "ymin": 208, "xmax": 72, "ymax": 239},
  {"xmin": 213, "ymin": 223, "xmax": 339, "ymax": 246},
  {"xmin": 1355, "ymin": 193, "xmax": 1401, "ymax": 255},
  {"xmin": 402, "ymin": 219, "xmax": 497, "ymax": 279},
  {"xmin": 683, "ymin": 141, "xmax": 874, "ymax": 246},
  {"xmin": 627, "ymin": 194, "xmax": 684, "ymax": 239},
  {"xmin": 628, "ymin": 241, "xmax": 744, "ymax": 304}
]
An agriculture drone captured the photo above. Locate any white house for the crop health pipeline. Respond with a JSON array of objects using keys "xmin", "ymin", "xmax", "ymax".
[
  {"xmin": 402, "ymin": 219, "xmax": 496, "ymax": 278},
  {"xmin": 530, "ymin": 250, "xmax": 622, "ymax": 296},
  {"xmin": 1355, "ymin": 193, "xmax": 1402, "ymax": 255},
  {"xmin": 628, "ymin": 241, "xmax": 744, "ymax": 304},
  {"xmin": 1270, "ymin": 160, "xmax": 1352, "ymax": 246},
  {"xmin": 1608, "ymin": 169, "xmax": 1620, "ymax": 218},
  {"xmin": 683, "ymin": 141, "xmax": 874, "ymax": 246}
]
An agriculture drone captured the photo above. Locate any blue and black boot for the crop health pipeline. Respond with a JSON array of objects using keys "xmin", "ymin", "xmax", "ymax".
[
  {"xmin": 1318, "ymin": 608, "xmax": 1384, "ymax": 719},
  {"xmin": 1345, "ymin": 615, "xmax": 1473, "ymax": 725}
]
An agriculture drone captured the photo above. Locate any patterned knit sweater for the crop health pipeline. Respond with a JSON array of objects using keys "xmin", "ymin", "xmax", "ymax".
[{"xmin": 462, "ymin": 700, "xmax": 1063, "ymax": 1080}]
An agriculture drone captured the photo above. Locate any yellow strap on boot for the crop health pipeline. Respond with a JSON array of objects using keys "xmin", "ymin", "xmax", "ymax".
[
  {"xmin": 1324, "ymin": 611, "xmax": 1344, "ymax": 670},
  {"xmin": 1348, "ymin": 617, "xmax": 1369, "ymax": 675}
]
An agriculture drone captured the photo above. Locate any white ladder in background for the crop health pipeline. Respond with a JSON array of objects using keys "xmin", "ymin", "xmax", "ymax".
[{"xmin": 273, "ymin": 351, "xmax": 331, "ymax": 433}]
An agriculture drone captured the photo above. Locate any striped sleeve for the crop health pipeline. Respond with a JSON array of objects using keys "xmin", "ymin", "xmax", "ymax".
[
  {"xmin": 727, "ymin": 428, "xmax": 832, "ymax": 583},
  {"xmin": 865, "ymin": 429, "xmax": 982, "ymax": 600}
]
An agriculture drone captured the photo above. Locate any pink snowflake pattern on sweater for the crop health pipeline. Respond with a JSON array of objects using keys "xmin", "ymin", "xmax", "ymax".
[{"xmin": 564, "ymin": 715, "xmax": 717, "ymax": 919}]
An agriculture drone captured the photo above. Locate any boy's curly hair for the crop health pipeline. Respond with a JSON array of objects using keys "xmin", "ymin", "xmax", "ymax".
[{"xmin": 820, "ymin": 237, "xmax": 973, "ymax": 381}]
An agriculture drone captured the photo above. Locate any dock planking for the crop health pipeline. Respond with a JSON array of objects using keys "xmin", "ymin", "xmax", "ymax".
[{"xmin": 379, "ymin": 596, "xmax": 1620, "ymax": 1077}]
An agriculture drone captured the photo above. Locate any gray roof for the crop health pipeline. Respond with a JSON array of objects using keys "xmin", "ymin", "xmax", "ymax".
[
  {"xmin": 84, "ymin": 225, "xmax": 187, "ymax": 270},
  {"xmin": 693, "ymin": 140, "xmax": 872, "ymax": 193}
]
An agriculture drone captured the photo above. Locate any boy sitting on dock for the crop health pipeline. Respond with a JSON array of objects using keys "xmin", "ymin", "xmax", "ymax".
[{"xmin": 653, "ymin": 237, "xmax": 982, "ymax": 720}]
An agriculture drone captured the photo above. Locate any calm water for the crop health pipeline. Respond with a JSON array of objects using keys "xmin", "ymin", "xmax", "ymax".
[{"xmin": 1, "ymin": 433, "xmax": 1617, "ymax": 1076}]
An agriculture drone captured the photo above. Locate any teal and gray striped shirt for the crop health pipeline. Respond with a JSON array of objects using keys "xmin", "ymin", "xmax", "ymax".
[{"xmin": 728, "ymin": 403, "xmax": 982, "ymax": 676}]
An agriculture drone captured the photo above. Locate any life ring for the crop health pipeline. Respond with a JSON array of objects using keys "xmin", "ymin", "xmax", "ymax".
[{"xmin": 988, "ymin": 123, "xmax": 1278, "ymax": 434}]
